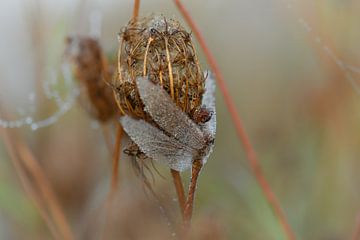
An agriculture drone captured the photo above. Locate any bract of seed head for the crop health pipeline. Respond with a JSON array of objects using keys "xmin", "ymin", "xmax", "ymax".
[{"xmin": 114, "ymin": 14, "xmax": 205, "ymax": 121}]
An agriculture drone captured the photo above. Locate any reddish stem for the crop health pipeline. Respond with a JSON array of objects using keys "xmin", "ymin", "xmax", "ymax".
[
  {"xmin": 351, "ymin": 213, "xmax": 360, "ymax": 240},
  {"xmin": 1, "ymin": 128, "xmax": 61, "ymax": 240},
  {"xmin": 100, "ymin": 122, "xmax": 123, "ymax": 239},
  {"xmin": 170, "ymin": 169, "xmax": 186, "ymax": 218},
  {"xmin": 183, "ymin": 160, "xmax": 202, "ymax": 226},
  {"xmin": 0, "ymin": 125, "xmax": 74, "ymax": 240},
  {"xmin": 111, "ymin": 123, "xmax": 123, "ymax": 190},
  {"xmin": 173, "ymin": 1, "xmax": 296, "ymax": 239},
  {"xmin": 132, "ymin": 0, "xmax": 140, "ymax": 22}
]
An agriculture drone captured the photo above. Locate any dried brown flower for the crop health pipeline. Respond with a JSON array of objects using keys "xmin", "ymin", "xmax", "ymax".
[
  {"xmin": 113, "ymin": 15, "xmax": 205, "ymax": 121},
  {"xmin": 65, "ymin": 36, "xmax": 118, "ymax": 122}
]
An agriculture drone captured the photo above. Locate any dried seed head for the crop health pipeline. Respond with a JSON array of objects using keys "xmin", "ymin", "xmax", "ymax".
[
  {"xmin": 114, "ymin": 15, "xmax": 205, "ymax": 120},
  {"xmin": 65, "ymin": 36, "xmax": 118, "ymax": 122}
]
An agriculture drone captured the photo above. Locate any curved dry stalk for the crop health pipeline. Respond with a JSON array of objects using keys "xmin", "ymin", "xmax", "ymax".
[
  {"xmin": 173, "ymin": 1, "xmax": 296, "ymax": 239},
  {"xmin": 0, "ymin": 105, "xmax": 74, "ymax": 240},
  {"xmin": 170, "ymin": 169, "xmax": 186, "ymax": 217},
  {"xmin": 101, "ymin": 124, "xmax": 114, "ymax": 157},
  {"xmin": 0, "ymin": 128, "xmax": 61, "ymax": 240},
  {"xmin": 12, "ymin": 133, "xmax": 74, "ymax": 240},
  {"xmin": 132, "ymin": 0, "xmax": 140, "ymax": 22},
  {"xmin": 111, "ymin": 123, "xmax": 123, "ymax": 190},
  {"xmin": 99, "ymin": 122, "xmax": 123, "ymax": 239},
  {"xmin": 183, "ymin": 160, "xmax": 202, "ymax": 226},
  {"xmin": 351, "ymin": 213, "xmax": 360, "ymax": 240}
]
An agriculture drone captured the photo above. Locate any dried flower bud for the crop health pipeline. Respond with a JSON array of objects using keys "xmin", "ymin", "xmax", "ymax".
[
  {"xmin": 113, "ymin": 15, "xmax": 205, "ymax": 120},
  {"xmin": 65, "ymin": 36, "xmax": 118, "ymax": 122}
]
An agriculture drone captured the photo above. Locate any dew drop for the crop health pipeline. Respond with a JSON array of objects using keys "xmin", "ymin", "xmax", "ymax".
[
  {"xmin": 0, "ymin": 120, "xmax": 9, "ymax": 128},
  {"xmin": 25, "ymin": 117, "xmax": 33, "ymax": 124},
  {"xmin": 31, "ymin": 123, "xmax": 38, "ymax": 131}
]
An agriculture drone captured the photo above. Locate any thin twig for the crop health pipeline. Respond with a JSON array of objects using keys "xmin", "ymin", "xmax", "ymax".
[
  {"xmin": 101, "ymin": 124, "xmax": 114, "ymax": 158},
  {"xmin": 99, "ymin": 122, "xmax": 123, "ymax": 240},
  {"xmin": 183, "ymin": 160, "xmax": 202, "ymax": 226},
  {"xmin": 132, "ymin": 0, "xmax": 140, "ymax": 22},
  {"xmin": 170, "ymin": 169, "xmax": 186, "ymax": 218},
  {"xmin": 0, "ymin": 107, "xmax": 74, "ymax": 240},
  {"xmin": 12, "ymin": 132, "xmax": 74, "ymax": 240},
  {"xmin": 111, "ymin": 123, "xmax": 123, "ymax": 191},
  {"xmin": 0, "ymin": 107, "xmax": 73, "ymax": 240},
  {"xmin": 173, "ymin": 1, "xmax": 296, "ymax": 239},
  {"xmin": 0, "ymin": 128, "xmax": 61, "ymax": 240},
  {"xmin": 351, "ymin": 213, "xmax": 360, "ymax": 240}
]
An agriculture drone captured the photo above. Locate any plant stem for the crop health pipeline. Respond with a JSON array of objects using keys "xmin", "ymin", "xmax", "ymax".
[
  {"xmin": 111, "ymin": 123, "xmax": 123, "ymax": 190},
  {"xmin": 183, "ymin": 160, "xmax": 202, "ymax": 226},
  {"xmin": 170, "ymin": 169, "xmax": 186, "ymax": 218},
  {"xmin": 0, "ymin": 106, "xmax": 74, "ymax": 240},
  {"xmin": 100, "ymin": 122, "xmax": 123, "ymax": 239},
  {"xmin": 173, "ymin": 1, "xmax": 296, "ymax": 239},
  {"xmin": 1, "ymin": 128, "xmax": 61, "ymax": 240},
  {"xmin": 132, "ymin": 0, "xmax": 140, "ymax": 22},
  {"xmin": 351, "ymin": 213, "xmax": 360, "ymax": 240}
]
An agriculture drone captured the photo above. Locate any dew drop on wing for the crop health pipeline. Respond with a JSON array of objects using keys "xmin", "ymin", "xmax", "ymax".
[
  {"xmin": 120, "ymin": 115, "xmax": 195, "ymax": 172},
  {"xmin": 135, "ymin": 76, "xmax": 205, "ymax": 150}
]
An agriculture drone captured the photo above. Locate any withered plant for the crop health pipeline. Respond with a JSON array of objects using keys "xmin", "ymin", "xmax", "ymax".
[
  {"xmin": 63, "ymin": 10, "xmax": 212, "ymax": 236},
  {"xmin": 0, "ymin": 1, "xmax": 294, "ymax": 239},
  {"xmin": 64, "ymin": 35, "xmax": 128, "ymax": 239},
  {"xmin": 65, "ymin": 36, "xmax": 118, "ymax": 123},
  {"xmin": 64, "ymin": 35, "xmax": 124, "ymax": 188},
  {"xmin": 2, "ymin": 0, "xmax": 360, "ymax": 239},
  {"xmin": 101, "ymin": 1, "xmax": 294, "ymax": 238},
  {"xmin": 1, "ymin": 0, "xmax": 312, "ymax": 239},
  {"xmin": 113, "ymin": 13, "xmax": 213, "ymax": 224}
]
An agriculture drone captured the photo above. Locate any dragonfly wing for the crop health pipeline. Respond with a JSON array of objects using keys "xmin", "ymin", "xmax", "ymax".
[
  {"xmin": 120, "ymin": 115, "xmax": 195, "ymax": 172},
  {"xmin": 201, "ymin": 72, "xmax": 217, "ymax": 138},
  {"xmin": 136, "ymin": 77, "xmax": 205, "ymax": 150}
]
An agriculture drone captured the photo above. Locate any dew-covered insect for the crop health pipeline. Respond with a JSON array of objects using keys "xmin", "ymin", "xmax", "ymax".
[{"xmin": 120, "ymin": 73, "xmax": 216, "ymax": 222}]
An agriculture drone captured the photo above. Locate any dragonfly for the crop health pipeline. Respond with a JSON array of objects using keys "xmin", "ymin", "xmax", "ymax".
[{"xmin": 120, "ymin": 72, "xmax": 216, "ymax": 223}]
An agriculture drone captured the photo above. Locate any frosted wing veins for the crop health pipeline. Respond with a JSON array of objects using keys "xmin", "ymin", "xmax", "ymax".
[
  {"xmin": 120, "ymin": 116, "xmax": 195, "ymax": 171},
  {"xmin": 136, "ymin": 77, "xmax": 206, "ymax": 150}
]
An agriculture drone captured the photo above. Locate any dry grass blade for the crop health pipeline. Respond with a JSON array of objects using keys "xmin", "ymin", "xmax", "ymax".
[
  {"xmin": 0, "ymin": 107, "xmax": 74, "ymax": 240},
  {"xmin": 183, "ymin": 160, "xmax": 202, "ymax": 226},
  {"xmin": 173, "ymin": 1, "xmax": 296, "ymax": 239},
  {"xmin": 14, "ymin": 133, "xmax": 74, "ymax": 240},
  {"xmin": 132, "ymin": 0, "xmax": 140, "ymax": 22},
  {"xmin": 0, "ymin": 128, "xmax": 61, "ymax": 240},
  {"xmin": 101, "ymin": 124, "xmax": 115, "ymax": 157},
  {"xmin": 99, "ymin": 123, "xmax": 123, "ymax": 239},
  {"xmin": 351, "ymin": 213, "xmax": 360, "ymax": 240},
  {"xmin": 111, "ymin": 123, "xmax": 123, "ymax": 190},
  {"xmin": 170, "ymin": 169, "xmax": 186, "ymax": 217}
]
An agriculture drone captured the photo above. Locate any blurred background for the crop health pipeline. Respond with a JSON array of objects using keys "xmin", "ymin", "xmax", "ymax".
[{"xmin": 1, "ymin": 0, "xmax": 360, "ymax": 239}]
